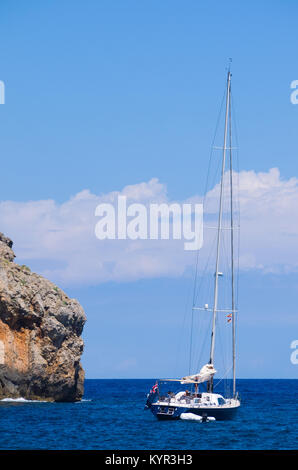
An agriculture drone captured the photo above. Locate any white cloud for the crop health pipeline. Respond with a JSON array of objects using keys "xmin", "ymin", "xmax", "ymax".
[{"xmin": 1, "ymin": 169, "xmax": 298, "ymax": 286}]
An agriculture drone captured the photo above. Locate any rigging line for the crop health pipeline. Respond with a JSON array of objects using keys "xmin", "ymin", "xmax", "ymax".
[
  {"xmin": 188, "ymin": 91, "xmax": 226, "ymax": 374},
  {"xmin": 205, "ymin": 87, "xmax": 227, "ymax": 197},
  {"xmin": 193, "ymin": 233, "xmax": 218, "ymax": 307},
  {"xmin": 192, "ymin": 100, "xmax": 229, "ymax": 308},
  {"xmin": 230, "ymin": 91, "xmax": 241, "ymax": 217},
  {"xmin": 230, "ymin": 90, "xmax": 241, "ymax": 313},
  {"xmin": 189, "ymin": 80, "xmax": 230, "ymax": 376},
  {"xmin": 192, "ymin": 227, "xmax": 227, "ymax": 371},
  {"xmin": 190, "ymin": 235, "xmax": 217, "ymax": 373},
  {"xmin": 230, "ymin": 90, "xmax": 241, "ymax": 393},
  {"xmin": 208, "ymin": 145, "xmax": 225, "ymax": 202},
  {"xmin": 173, "ymin": 279, "xmax": 194, "ymax": 379},
  {"xmin": 208, "ymin": 83, "xmax": 228, "ymax": 177},
  {"xmin": 217, "ymin": 311, "xmax": 228, "ymax": 373},
  {"xmin": 188, "ymin": 289, "xmax": 195, "ymax": 375},
  {"xmin": 213, "ymin": 364, "xmax": 233, "ymax": 390},
  {"xmin": 207, "ymin": 84, "xmax": 232, "ymax": 195},
  {"xmin": 194, "ymin": 313, "xmax": 213, "ymax": 373},
  {"xmin": 191, "ymin": 87, "xmax": 226, "ymax": 306},
  {"xmin": 208, "ymin": 71, "xmax": 232, "ymax": 395}
]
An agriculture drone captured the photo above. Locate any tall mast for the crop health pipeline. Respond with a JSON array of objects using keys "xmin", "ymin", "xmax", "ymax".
[
  {"xmin": 208, "ymin": 70, "xmax": 231, "ymax": 392},
  {"xmin": 228, "ymin": 79, "xmax": 236, "ymax": 398}
]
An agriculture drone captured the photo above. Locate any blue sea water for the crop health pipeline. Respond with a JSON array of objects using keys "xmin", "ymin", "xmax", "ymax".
[{"xmin": 0, "ymin": 379, "xmax": 297, "ymax": 450}]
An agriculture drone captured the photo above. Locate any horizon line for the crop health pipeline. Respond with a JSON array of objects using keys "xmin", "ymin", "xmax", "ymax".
[{"xmin": 83, "ymin": 377, "xmax": 298, "ymax": 380}]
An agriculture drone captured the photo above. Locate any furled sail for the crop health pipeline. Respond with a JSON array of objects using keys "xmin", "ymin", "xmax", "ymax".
[{"xmin": 181, "ymin": 363, "xmax": 216, "ymax": 384}]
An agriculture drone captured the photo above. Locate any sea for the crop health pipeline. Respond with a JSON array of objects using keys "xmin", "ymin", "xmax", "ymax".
[{"xmin": 0, "ymin": 379, "xmax": 297, "ymax": 450}]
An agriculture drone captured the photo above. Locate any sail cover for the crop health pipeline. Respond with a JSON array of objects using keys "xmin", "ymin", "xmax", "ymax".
[{"xmin": 181, "ymin": 363, "xmax": 217, "ymax": 384}]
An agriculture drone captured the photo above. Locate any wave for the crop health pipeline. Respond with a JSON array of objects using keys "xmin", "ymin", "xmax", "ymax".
[
  {"xmin": 1, "ymin": 397, "xmax": 92, "ymax": 403},
  {"xmin": 0, "ymin": 397, "xmax": 48, "ymax": 403}
]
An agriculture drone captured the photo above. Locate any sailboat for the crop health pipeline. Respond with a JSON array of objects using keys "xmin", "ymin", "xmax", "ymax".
[{"xmin": 146, "ymin": 67, "xmax": 241, "ymax": 421}]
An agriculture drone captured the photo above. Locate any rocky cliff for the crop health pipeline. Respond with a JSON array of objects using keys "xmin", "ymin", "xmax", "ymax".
[{"xmin": 0, "ymin": 233, "xmax": 86, "ymax": 401}]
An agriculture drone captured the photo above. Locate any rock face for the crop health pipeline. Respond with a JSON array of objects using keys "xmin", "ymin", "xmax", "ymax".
[{"xmin": 0, "ymin": 233, "xmax": 86, "ymax": 402}]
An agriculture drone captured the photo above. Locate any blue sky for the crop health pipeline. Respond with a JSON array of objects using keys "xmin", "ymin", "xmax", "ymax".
[{"xmin": 0, "ymin": 0, "xmax": 297, "ymax": 379}]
